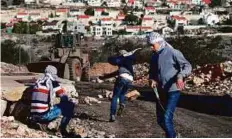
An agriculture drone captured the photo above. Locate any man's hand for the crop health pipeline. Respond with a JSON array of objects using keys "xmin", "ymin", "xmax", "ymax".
[
  {"xmin": 149, "ymin": 79, "xmax": 157, "ymax": 88},
  {"xmin": 176, "ymin": 78, "xmax": 185, "ymax": 90}
]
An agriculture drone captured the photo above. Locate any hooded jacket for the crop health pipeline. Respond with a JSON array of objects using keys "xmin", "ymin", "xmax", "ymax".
[{"xmin": 149, "ymin": 46, "xmax": 192, "ymax": 92}]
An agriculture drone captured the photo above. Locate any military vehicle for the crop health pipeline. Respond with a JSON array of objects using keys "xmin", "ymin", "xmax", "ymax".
[{"xmin": 27, "ymin": 32, "xmax": 90, "ymax": 81}]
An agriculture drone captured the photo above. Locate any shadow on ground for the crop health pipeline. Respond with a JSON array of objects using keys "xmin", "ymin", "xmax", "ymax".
[{"xmin": 138, "ymin": 90, "xmax": 232, "ymax": 117}]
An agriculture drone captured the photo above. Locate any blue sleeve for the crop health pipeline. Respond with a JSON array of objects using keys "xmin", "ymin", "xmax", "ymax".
[
  {"xmin": 108, "ymin": 56, "xmax": 124, "ymax": 66},
  {"xmin": 173, "ymin": 49, "xmax": 192, "ymax": 79}
]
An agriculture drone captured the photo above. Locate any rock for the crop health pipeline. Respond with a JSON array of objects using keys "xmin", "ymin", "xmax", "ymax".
[
  {"xmin": 84, "ymin": 96, "xmax": 101, "ymax": 105},
  {"xmin": 193, "ymin": 76, "xmax": 205, "ymax": 86},
  {"xmin": 16, "ymin": 125, "xmax": 27, "ymax": 135},
  {"xmin": 104, "ymin": 90, "xmax": 113, "ymax": 99},
  {"xmin": 74, "ymin": 127, "xmax": 87, "ymax": 138},
  {"xmin": 1, "ymin": 116, "xmax": 15, "ymax": 122},
  {"xmin": 1, "ymin": 99, "xmax": 7, "ymax": 116},
  {"xmin": 98, "ymin": 95, "xmax": 103, "ymax": 99},
  {"xmin": 106, "ymin": 134, "xmax": 116, "ymax": 138},
  {"xmin": 2, "ymin": 87, "xmax": 27, "ymax": 101},
  {"xmin": 125, "ymin": 90, "xmax": 140, "ymax": 101},
  {"xmin": 47, "ymin": 117, "xmax": 62, "ymax": 130},
  {"xmin": 222, "ymin": 61, "xmax": 232, "ymax": 73}
]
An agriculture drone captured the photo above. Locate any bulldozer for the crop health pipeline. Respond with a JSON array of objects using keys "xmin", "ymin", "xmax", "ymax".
[{"xmin": 27, "ymin": 32, "xmax": 90, "ymax": 81}]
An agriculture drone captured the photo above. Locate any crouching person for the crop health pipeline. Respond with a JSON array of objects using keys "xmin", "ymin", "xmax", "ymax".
[{"xmin": 28, "ymin": 65, "xmax": 74, "ymax": 136}]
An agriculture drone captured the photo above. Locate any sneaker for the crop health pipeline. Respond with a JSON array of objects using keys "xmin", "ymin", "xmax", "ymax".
[
  {"xmin": 117, "ymin": 104, "xmax": 125, "ymax": 116},
  {"xmin": 109, "ymin": 115, "xmax": 116, "ymax": 122}
]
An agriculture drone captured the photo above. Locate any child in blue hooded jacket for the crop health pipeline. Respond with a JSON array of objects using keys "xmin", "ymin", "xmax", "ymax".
[{"xmin": 103, "ymin": 48, "xmax": 141, "ymax": 122}]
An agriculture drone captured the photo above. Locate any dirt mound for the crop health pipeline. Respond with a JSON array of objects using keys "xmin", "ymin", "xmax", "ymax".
[{"xmin": 89, "ymin": 63, "xmax": 118, "ymax": 77}]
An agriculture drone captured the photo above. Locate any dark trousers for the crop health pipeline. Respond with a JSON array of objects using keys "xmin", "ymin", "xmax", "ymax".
[
  {"xmin": 30, "ymin": 101, "xmax": 74, "ymax": 130},
  {"xmin": 110, "ymin": 77, "xmax": 131, "ymax": 116},
  {"xmin": 156, "ymin": 90, "xmax": 180, "ymax": 138}
]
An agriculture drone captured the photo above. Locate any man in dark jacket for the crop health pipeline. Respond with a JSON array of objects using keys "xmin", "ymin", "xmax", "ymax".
[
  {"xmin": 147, "ymin": 32, "xmax": 192, "ymax": 138},
  {"xmin": 102, "ymin": 48, "xmax": 141, "ymax": 122}
]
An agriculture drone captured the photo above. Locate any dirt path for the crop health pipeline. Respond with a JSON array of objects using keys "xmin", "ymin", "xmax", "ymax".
[{"xmin": 76, "ymin": 98, "xmax": 232, "ymax": 138}]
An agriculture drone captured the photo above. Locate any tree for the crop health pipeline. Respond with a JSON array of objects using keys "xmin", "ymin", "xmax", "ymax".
[
  {"xmin": 12, "ymin": 21, "xmax": 42, "ymax": 34},
  {"xmin": 209, "ymin": 0, "xmax": 222, "ymax": 7},
  {"xmin": 101, "ymin": 11, "xmax": 109, "ymax": 16},
  {"xmin": 49, "ymin": 13, "xmax": 54, "ymax": 18},
  {"xmin": 84, "ymin": 8, "xmax": 94, "ymax": 16},
  {"xmin": 1, "ymin": 40, "xmax": 29, "ymax": 65},
  {"xmin": 1, "ymin": 23, "xmax": 6, "ymax": 29},
  {"xmin": 124, "ymin": 14, "xmax": 139, "ymax": 25}
]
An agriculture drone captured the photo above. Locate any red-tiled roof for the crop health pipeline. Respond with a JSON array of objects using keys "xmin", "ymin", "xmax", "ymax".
[
  {"xmin": 17, "ymin": 12, "xmax": 27, "ymax": 15},
  {"xmin": 142, "ymin": 17, "xmax": 153, "ymax": 20},
  {"xmin": 101, "ymin": 18, "xmax": 111, "ymax": 21},
  {"xmin": 128, "ymin": 0, "xmax": 134, "ymax": 4},
  {"xmin": 127, "ymin": 26, "xmax": 140, "ymax": 29},
  {"xmin": 56, "ymin": 8, "xmax": 68, "ymax": 13},
  {"xmin": 202, "ymin": 0, "xmax": 211, "ymax": 4},
  {"xmin": 40, "ymin": 18, "xmax": 48, "ymax": 21},
  {"xmin": 171, "ymin": 15, "xmax": 186, "ymax": 21},
  {"xmin": 145, "ymin": 7, "xmax": 155, "ymax": 10},
  {"xmin": 77, "ymin": 15, "xmax": 89, "ymax": 19},
  {"xmin": 29, "ymin": 13, "xmax": 40, "ymax": 16},
  {"xmin": 95, "ymin": 8, "xmax": 105, "ymax": 11},
  {"xmin": 141, "ymin": 26, "xmax": 152, "ymax": 29},
  {"xmin": 114, "ymin": 19, "xmax": 122, "ymax": 21}
]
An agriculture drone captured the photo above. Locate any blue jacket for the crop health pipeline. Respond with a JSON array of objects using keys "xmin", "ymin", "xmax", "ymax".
[
  {"xmin": 108, "ymin": 54, "xmax": 135, "ymax": 77},
  {"xmin": 149, "ymin": 46, "xmax": 192, "ymax": 92}
]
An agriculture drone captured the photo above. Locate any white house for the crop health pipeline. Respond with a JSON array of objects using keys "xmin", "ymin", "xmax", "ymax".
[
  {"xmin": 29, "ymin": 13, "xmax": 41, "ymax": 21},
  {"xmin": 94, "ymin": 8, "xmax": 105, "ymax": 17},
  {"xmin": 106, "ymin": 0, "xmax": 121, "ymax": 7},
  {"xmin": 77, "ymin": 15, "xmax": 90, "ymax": 25},
  {"xmin": 202, "ymin": 13, "xmax": 220, "ymax": 26},
  {"xmin": 56, "ymin": 8, "xmax": 68, "ymax": 18},
  {"xmin": 100, "ymin": 18, "xmax": 113, "ymax": 26},
  {"xmin": 144, "ymin": 7, "xmax": 156, "ymax": 15},
  {"xmin": 90, "ymin": 25, "xmax": 113, "ymax": 37},
  {"xmin": 67, "ymin": 21, "xmax": 86, "ymax": 34},
  {"xmin": 69, "ymin": 9, "xmax": 85, "ymax": 17},
  {"xmin": 133, "ymin": 0, "xmax": 143, "ymax": 8},
  {"xmin": 16, "ymin": 12, "xmax": 29, "ymax": 21},
  {"xmin": 142, "ymin": 17, "xmax": 154, "ymax": 26},
  {"xmin": 42, "ymin": 20, "xmax": 61, "ymax": 32},
  {"xmin": 108, "ymin": 10, "xmax": 120, "ymax": 18},
  {"xmin": 191, "ymin": 0, "xmax": 201, "ymax": 5},
  {"xmin": 171, "ymin": 15, "xmax": 188, "ymax": 31},
  {"xmin": 117, "ymin": 14, "xmax": 125, "ymax": 20},
  {"xmin": 87, "ymin": 0, "xmax": 102, "ymax": 6}
]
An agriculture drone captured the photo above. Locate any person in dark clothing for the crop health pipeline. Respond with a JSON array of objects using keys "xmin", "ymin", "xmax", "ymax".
[
  {"xmin": 101, "ymin": 48, "xmax": 141, "ymax": 122},
  {"xmin": 28, "ymin": 65, "xmax": 74, "ymax": 136},
  {"xmin": 147, "ymin": 32, "xmax": 192, "ymax": 138}
]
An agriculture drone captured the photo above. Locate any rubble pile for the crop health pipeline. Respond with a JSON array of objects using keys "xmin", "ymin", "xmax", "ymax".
[
  {"xmin": 0, "ymin": 62, "xmax": 29, "ymax": 73},
  {"xmin": 133, "ymin": 63, "xmax": 150, "ymax": 87},
  {"xmin": 48, "ymin": 117, "xmax": 115, "ymax": 138},
  {"xmin": 0, "ymin": 116, "xmax": 54, "ymax": 138},
  {"xmin": 185, "ymin": 61, "xmax": 232, "ymax": 96},
  {"xmin": 130, "ymin": 61, "xmax": 232, "ymax": 96}
]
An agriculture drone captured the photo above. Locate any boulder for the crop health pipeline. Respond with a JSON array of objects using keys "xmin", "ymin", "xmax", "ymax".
[
  {"xmin": 1, "ymin": 99, "xmax": 7, "ymax": 116},
  {"xmin": 2, "ymin": 87, "xmax": 27, "ymax": 102},
  {"xmin": 125, "ymin": 90, "xmax": 141, "ymax": 101}
]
